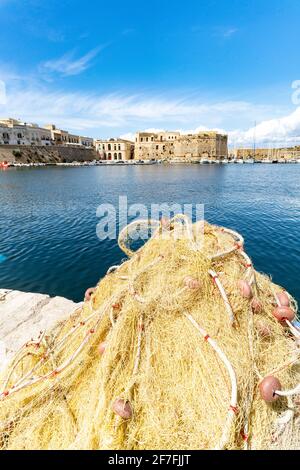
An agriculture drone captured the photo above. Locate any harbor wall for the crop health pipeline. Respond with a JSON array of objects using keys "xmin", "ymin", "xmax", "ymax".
[
  {"xmin": 0, "ymin": 289, "xmax": 82, "ymax": 372},
  {"xmin": 0, "ymin": 145, "xmax": 98, "ymax": 164}
]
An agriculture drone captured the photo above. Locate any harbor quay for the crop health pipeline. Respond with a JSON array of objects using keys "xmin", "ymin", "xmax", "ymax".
[{"xmin": 1, "ymin": 117, "xmax": 300, "ymax": 166}]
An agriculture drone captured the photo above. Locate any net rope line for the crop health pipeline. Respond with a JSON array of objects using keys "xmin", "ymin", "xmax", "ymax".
[
  {"xmin": 0, "ymin": 303, "xmax": 102, "ymax": 395},
  {"xmin": 183, "ymin": 313, "xmax": 238, "ymax": 450},
  {"xmin": 242, "ymin": 308, "xmax": 257, "ymax": 449},
  {"xmin": 0, "ymin": 253, "xmax": 165, "ymax": 400},
  {"xmin": 119, "ymin": 217, "xmax": 300, "ymax": 403},
  {"xmin": 0, "ymin": 297, "xmax": 113, "ymax": 399},
  {"xmin": 209, "ymin": 269, "xmax": 235, "ymax": 325},
  {"xmin": 104, "ymin": 218, "xmax": 300, "ymax": 405},
  {"xmin": 273, "ymin": 288, "xmax": 300, "ymax": 339},
  {"xmin": 270, "ymin": 288, "xmax": 300, "ymax": 397},
  {"xmin": 1, "ymin": 216, "xmax": 299, "ymax": 450},
  {"xmin": 250, "ymin": 288, "xmax": 300, "ymax": 399}
]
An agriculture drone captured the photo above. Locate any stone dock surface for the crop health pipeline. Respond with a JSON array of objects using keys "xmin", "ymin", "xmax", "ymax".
[{"xmin": 0, "ymin": 289, "xmax": 82, "ymax": 372}]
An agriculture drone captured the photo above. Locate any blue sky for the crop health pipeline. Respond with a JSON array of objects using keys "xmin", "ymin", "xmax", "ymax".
[{"xmin": 0, "ymin": 0, "xmax": 300, "ymax": 146}]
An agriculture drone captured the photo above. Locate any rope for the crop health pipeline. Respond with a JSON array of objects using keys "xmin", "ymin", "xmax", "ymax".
[
  {"xmin": 183, "ymin": 313, "xmax": 238, "ymax": 450},
  {"xmin": 209, "ymin": 269, "xmax": 235, "ymax": 325}
]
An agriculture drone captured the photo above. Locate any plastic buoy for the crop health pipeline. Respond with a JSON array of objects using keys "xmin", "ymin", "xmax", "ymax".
[
  {"xmin": 259, "ymin": 376, "xmax": 281, "ymax": 402},
  {"xmin": 112, "ymin": 303, "xmax": 121, "ymax": 310},
  {"xmin": 238, "ymin": 280, "xmax": 253, "ymax": 299},
  {"xmin": 112, "ymin": 399, "xmax": 132, "ymax": 419},
  {"xmin": 272, "ymin": 306, "xmax": 295, "ymax": 323},
  {"xmin": 98, "ymin": 342, "xmax": 107, "ymax": 355},
  {"xmin": 276, "ymin": 292, "xmax": 290, "ymax": 307},
  {"xmin": 160, "ymin": 217, "xmax": 170, "ymax": 229},
  {"xmin": 85, "ymin": 287, "xmax": 96, "ymax": 301},
  {"xmin": 184, "ymin": 276, "xmax": 201, "ymax": 290},
  {"xmin": 251, "ymin": 298, "xmax": 262, "ymax": 314},
  {"xmin": 256, "ymin": 321, "xmax": 272, "ymax": 338}
]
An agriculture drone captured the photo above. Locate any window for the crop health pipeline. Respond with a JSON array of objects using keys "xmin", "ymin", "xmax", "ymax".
[
  {"xmin": 146, "ymin": 137, "xmax": 148, "ymax": 142},
  {"xmin": 17, "ymin": 133, "xmax": 22, "ymax": 139},
  {"xmin": 140, "ymin": 137, "xmax": 143, "ymax": 142},
  {"xmin": 108, "ymin": 144, "xmax": 111, "ymax": 151},
  {"xmin": 118, "ymin": 144, "xmax": 121, "ymax": 150},
  {"xmin": 114, "ymin": 144, "xmax": 117, "ymax": 150},
  {"xmin": 156, "ymin": 145, "xmax": 159, "ymax": 150},
  {"xmin": 114, "ymin": 153, "xmax": 118, "ymax": 160},
  {"xmin": 108, "ymin": 153, "xmax": 112, "ymax": 160},
  {"xmin": 151, "ymin": 137, "xmax": 154, "ymax": 141},
  {"xmin": 118, "ymin": 153, "xmax": 122, "ymax": 160}
]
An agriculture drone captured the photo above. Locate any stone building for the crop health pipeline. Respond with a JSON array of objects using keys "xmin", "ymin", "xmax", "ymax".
[
  {"xmin": 232, "ymin": 146, "xmax": 300, "ymax": 161},
  {"xmin": 0, "ymin": 118, "xmax": 52, "ymax": 146},
  {"xmin": 95, "ymin": 138, "xmax": 134, "ymax": 161},
  {"xmin": 44, "ymin": 124, "xmax": 93, "ymax": 147},
  {"xmin": 134, "ymin": 130, "xmax": 228, "ymax": 161},
  {"xmin": 44, "ymin": 125, "xmax": 68, "ymax": 145},
  {"xmin": 45, "ymin": 124, "xmax": 94, "ymax": 148},
  {"xmin": 79, "ymin": 136, "xmax": 94, "ymax": 147}
]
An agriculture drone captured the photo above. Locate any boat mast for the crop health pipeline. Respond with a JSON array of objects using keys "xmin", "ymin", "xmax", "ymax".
[{"xmin": 253, "ymin": 120, "xmax": 256, "ymax": 160}]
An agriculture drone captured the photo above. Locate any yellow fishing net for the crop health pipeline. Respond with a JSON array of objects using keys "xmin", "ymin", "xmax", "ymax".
[{"xmin": 0, "ymin": 215, "xmax": 299, "ymax": 450}]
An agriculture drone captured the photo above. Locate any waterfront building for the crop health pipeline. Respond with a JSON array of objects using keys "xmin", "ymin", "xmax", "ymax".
[
  {"xmin": 95, "ymin": 138, "xmax": 134, "ymax": 160},
  {"xmin": 44, "ymin": 124, "xmax": 68, "ymax": 145},
  {"xmin": 44, "ymin": 124, "xmax": 94, "ymax": 148},
  {"xmin": 134, "ymin": 130, "xmax": 228, "ymax": 161},
  {"xmin": 79, "ymin": 136, "xmax": 94, "ymax": 147},
  {"xmin": 0, "ymin": 118, "xmax": 52, "ymax": 146}
]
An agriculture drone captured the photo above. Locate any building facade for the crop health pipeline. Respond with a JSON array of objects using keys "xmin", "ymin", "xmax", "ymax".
[
  {"xmin": 95, "ymin": 139, "xmax": 134, "ymax": 160},
  {"xmin": 134, "ymin": 131, "xmax": 228, "ymax": 160},
  {"xmin": 79, "ymin": 136, "xmax": 94, "ymax": 147},
  {"xmin": 44, "ymin": 124, "xmax": 93, "ymax": 147},
  {"xmin": 0, "ymin": 118, "xmax": 52, "ymax": 146}
]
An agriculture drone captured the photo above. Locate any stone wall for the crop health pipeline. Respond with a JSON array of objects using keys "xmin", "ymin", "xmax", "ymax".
[
  {"xmin": 0, "ymin": 289, "xmax": 82, "ymax": 372},
  {"xmin": 174, "ymin": 134, "xmax": 228, "ymax": 159},
  {"xmin": 134, "ymin": 132, "xmax": 228, "ymax": 160},
  {"xmin": 233, "ymin": 147, "xmax": 300, "ymax": 160},
  {"xmin": 0, "ymin": 145, "xmax": 98, "ymax": 164}
]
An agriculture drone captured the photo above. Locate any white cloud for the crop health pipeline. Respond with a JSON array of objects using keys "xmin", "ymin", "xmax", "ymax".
[
  {"xmin": 228, "ymin": 107, "xmax": 300, "ymax": 147},
  {"xmin": 41, "ymin": 46, "xmax": 105, "ymax": 77},
  {"xmin": 1, "ymin": 84, "xmax": 268, "ymax": 130},
  {"xmin": 223, "ymin": 28, "xmax": 238, "ymax": 38},
  {"xmin": 121, "ymin": 110, "xmax": 300, "ymax": 148},
  {"xmin": 120, "ymin": 128, "xmax": 165, "ymax": 141},
  {"xmin": 0, "ymin": 76, "xmax": 300, "ymax": 146},
  {"xmin": 119, "ymin": 132, "xmax": 135, "ymax": 141},
  {"xmin": 211, "ymin": 26, "xmax": 239, "ymax": 39}
]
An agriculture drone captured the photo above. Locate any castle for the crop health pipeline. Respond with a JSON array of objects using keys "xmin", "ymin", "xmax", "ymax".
[{"xmin": 134, "ymin": 130, "xmax": 228, "ymax": 161}]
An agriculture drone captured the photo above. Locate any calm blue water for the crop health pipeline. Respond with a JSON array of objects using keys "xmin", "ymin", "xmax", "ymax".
[{"xmin": 0, "ymin": 164, "xmax": 299, "ymax": 303}]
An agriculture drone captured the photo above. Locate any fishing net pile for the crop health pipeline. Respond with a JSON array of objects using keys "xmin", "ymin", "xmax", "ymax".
[{"xmin": 0, "ymin": 215, "xmax": 300, "ymax": 450}]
